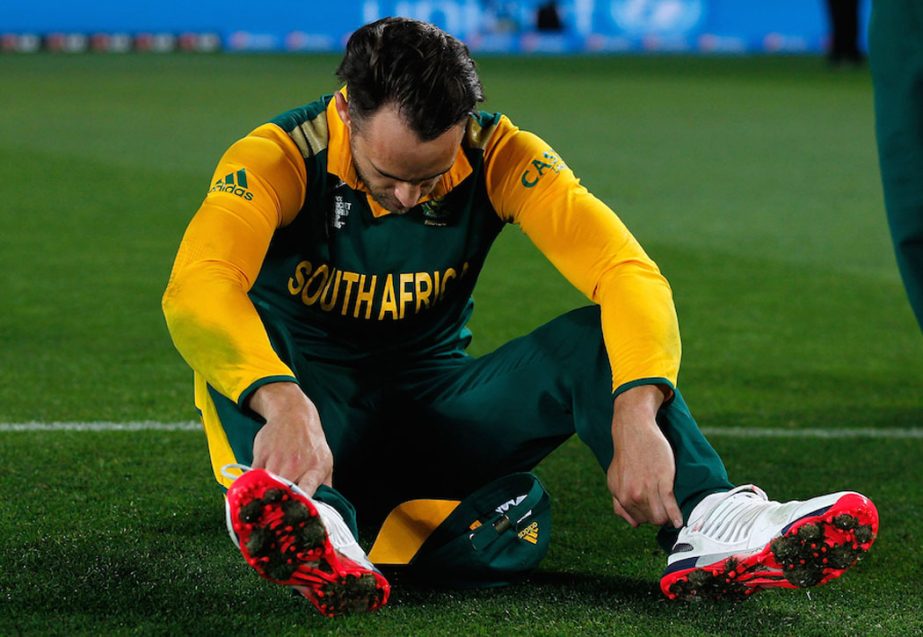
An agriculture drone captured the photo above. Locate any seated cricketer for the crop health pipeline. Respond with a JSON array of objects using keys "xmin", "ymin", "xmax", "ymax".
[{"xmin": 162, "ymin": 17, "xmax": 878, "ymax": 617}]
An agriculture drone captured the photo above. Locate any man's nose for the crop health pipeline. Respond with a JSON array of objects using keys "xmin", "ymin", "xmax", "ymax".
[{"xmin": 393, "ymin": 182, "xmax": 422, "ymax": 209}]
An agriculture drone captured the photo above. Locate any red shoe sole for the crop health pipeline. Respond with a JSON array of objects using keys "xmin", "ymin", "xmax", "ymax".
[
  {"xmin": 226, "ymin": 469, "xmax": 390, "ymax": 616},
  {"xmin": 661, "ymin": 493, "xmax": 878, "ymax": 600}
]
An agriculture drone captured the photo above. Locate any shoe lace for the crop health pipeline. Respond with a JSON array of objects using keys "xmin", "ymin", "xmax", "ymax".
[
  {"xmin": 221, "ymin": 463, "xmax": 251, "ymax": 483},
  {"xmin": 699, "ymin": 490, "xmax": 771, "ymax": 544}
]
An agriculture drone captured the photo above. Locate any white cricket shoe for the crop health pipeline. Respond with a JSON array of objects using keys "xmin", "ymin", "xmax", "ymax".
[
  {"xmin": 660, "ymin": 485, "xmax": 878, "ymax": 600},
  {"xmin": 222, "ymin": 464, "xmax": 390, "ymax": 616}
]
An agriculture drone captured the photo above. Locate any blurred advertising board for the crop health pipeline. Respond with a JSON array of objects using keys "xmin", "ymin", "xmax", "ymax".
[{"xmin": 2, "ymin": 0, "xmax": 869, "ymax": 54}]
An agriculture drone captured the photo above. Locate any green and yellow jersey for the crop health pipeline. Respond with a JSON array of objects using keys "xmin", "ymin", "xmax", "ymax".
[{"xmin": 162, "ymin": 92, "xmax": 681, "ymax": 410}]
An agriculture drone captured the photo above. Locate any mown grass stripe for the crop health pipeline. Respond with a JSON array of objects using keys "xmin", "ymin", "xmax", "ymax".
[
  {"xmin": 704, "ymin": 426, "xmax": 923, "ymax": 439},
  {"xmin": 0, "ymin": 421, "xmax": 202, "ymax": 432},
  {"xmin": 0, "ymin": 422, "xmax": 921, "ymax": 438}
]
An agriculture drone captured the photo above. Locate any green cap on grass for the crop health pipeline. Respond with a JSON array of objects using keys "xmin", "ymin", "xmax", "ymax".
[{"xmin": 369, "ymin": 473, "xmax": 551, "ymax": 587}]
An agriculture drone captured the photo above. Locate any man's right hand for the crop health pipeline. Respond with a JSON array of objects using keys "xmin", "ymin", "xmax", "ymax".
[{"xmin": 248, "ymin": 381, "xmax": 333, "ymax": 496}]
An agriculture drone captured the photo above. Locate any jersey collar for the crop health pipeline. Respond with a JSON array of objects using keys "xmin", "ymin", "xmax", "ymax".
[{"xmin": 325, "ymin": 90, "xmax": 473, "ymax": 218}]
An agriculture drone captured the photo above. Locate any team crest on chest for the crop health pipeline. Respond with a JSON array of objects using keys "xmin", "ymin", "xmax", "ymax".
[{"xmin": 421, "ymin": 196, "xmax": 450, "ymax": 227}]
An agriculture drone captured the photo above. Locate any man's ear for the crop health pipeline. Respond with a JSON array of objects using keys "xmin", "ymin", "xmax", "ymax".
[{"xmin": 334, "ymin": 92, "xmax": 351, "ymax": 130}]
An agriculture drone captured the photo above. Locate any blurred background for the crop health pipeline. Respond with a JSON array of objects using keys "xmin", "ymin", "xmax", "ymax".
[{"xmin": 4, "ymin": 0, "xmax": 869, "ymax": 58}]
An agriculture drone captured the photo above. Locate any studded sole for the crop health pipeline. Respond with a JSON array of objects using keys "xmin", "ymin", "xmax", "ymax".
[
  {"xmin": 660, "ymin": 493, "xmax": 878, "ymax": 601},
  {"xmin": 226, "ymin": 470, "xmax": 390, "ymax": 616}
]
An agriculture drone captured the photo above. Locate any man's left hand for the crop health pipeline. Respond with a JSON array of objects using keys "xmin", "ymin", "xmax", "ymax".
[{"xmin": 606, "ymin": 385, "xmax": 684, "ymax": 529}]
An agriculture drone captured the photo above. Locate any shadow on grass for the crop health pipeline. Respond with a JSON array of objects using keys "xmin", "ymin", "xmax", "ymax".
[
  {"xmin": 386, "ymin": 569, "xmax": 654, "ymax": 606},
  {"xmin": 383, "ymin": 569, "xmax": 810, "ymax": 636}
]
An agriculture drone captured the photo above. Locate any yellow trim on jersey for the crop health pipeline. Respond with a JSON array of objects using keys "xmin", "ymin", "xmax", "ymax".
[
  {"xmin": 195, "ymin": 372, "xmax": 240, "ymax": 489},
  {"xmin": 464, "ymin": 115, "xmax": 502, "ymax": 150},
  {"xmin": 368, "ymin": 499, "xmax": 462, "ymax": 565},
  {"xmin": 288, "ymin": 108, "xmax": 329, "ymax": 159}
]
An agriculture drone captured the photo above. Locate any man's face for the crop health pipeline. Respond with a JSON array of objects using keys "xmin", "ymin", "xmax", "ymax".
[{"xmin": 337, "ymin": 95, "xmax": 465, "ymax": 214}]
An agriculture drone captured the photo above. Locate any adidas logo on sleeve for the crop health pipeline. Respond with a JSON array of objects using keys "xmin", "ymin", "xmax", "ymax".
[{"xmin": 209, "ymin": 168, "xmax": 254, "ymax": 200}]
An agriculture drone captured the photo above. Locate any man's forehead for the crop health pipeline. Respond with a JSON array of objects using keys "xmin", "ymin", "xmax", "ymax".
[
  {"xmin": 360, "ymin": 103, "xmax": 462, "ymax": 143},
  {"xmin": 354, "ymin": 109, "xmax": 464, "ymax": 182}
]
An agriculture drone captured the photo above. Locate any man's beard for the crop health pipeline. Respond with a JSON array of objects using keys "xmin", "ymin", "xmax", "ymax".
[{"xmin": 352, "ymin": 160, "xmax": 410, "ymax": 215}]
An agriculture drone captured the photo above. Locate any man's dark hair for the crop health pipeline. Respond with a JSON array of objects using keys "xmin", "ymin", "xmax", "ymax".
[{"xmin": 336, "ymin": 17, "xmax": 485, "ymax": 141}]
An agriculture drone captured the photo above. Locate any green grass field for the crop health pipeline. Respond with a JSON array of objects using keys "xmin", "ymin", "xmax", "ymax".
[{"xmin": 1, "ymin": 54, "xmax": 921, "ymax": 636}]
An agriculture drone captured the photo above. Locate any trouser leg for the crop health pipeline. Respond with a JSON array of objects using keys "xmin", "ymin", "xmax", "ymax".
[{"xmin": 870, "ymin": 0, "xmax": 923, "ymax": 329}]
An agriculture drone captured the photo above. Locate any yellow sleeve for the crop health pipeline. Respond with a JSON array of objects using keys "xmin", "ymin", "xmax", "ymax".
[
  {"xmin": 162, "ymin": 123, "xmax": 307, "ymax": 405},
  {"xmin": 483, "ymin": 116, "xmax": 681, "ymax": 394}
]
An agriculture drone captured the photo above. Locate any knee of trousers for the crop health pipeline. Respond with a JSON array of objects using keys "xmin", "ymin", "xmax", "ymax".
[{"xmin": 534, "ymin": 306, "xmax": 611, "ymax": 384}]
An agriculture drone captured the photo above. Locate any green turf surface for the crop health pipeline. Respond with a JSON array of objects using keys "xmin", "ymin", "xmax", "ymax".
[
  {"xmin": 0, "ymin": 53, "xmax": 921, "ymax": 635},
  {"xmin": 2, "ymin": 431, "xmax": 919, "ymax": 636}
]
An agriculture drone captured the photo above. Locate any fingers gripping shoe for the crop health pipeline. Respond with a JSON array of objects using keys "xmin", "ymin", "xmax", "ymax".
[
  {"xmin": 661, "ymin": 485, "xmax": 878, "ymax": 601},
  {"xmin": 223, "ymin": 466, "xmax": 390, "ymax": 616}
]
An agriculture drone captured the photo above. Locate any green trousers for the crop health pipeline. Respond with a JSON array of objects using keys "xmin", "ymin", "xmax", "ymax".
[
  {"xmin": 870, "ymin": 0, "xmax": 923, "ymax": 330},
  {"xmin": 209, "ymin": 306, "xmax": 732, "ymax": 553}
]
